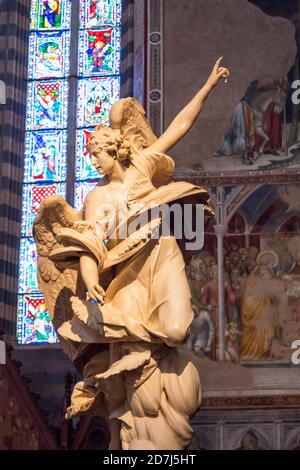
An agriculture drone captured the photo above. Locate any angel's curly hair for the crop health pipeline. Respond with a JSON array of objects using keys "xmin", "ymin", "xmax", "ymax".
[{"xmin": 86, "ymin": 124, "xmax": 132, "ymax": 166}]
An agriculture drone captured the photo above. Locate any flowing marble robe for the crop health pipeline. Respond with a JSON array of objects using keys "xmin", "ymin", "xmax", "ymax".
[{"xmin": 35, "ymin": 149, "xmax": 212, "ymax": 450}]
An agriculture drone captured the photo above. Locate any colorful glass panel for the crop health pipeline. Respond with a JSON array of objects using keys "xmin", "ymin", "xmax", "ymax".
[
  {"xmin": 17, "ymin": 295, "xmax": 57, "ymax": 345},
  {"xmin": 77, "ymin": 76, "xmax": 120, "ymax": 127},
  {"xmin": 28, "ymin": 30, "xmax": 70, "ymax": 79},
  {"xmin": 79, "ymin": 0, "xmax": 121, "ymax": 28},
  {"xmin": 21, "ymin": 182, "xmax": 66, "ymax": 236},
  {"xmin": 74, "ymin": 181, "xmax": 99, "ymax": 210},
  {"xmin": 26, "ymin": 79, "xmax": 69, "ymax": 130},
  {"xmin": 78, "ymin": 27, "xmax": 121, "ymax": 77},
  {"xmin": 24, "ymin": 130, "xmax": 68, "ymax": 182},
  {"xmin": 30, "ymin": 0, "xmax": 72, "ymax": 31},
  {"xmin": 19, "ymin": 0, "xmax": 122, "ymax": 344},
  {"xmin": 75, "ymin": 129, "xmax": 99, "ymax": 180},
  {"xmin": 18, "ymin": 238, "xmax": 39, "ymax": 294}
]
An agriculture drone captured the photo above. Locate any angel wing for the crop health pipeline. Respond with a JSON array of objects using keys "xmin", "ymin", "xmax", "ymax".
[
  {"xmin": 33, "ymin": 195, "xmax": 114, "ymax": 418},
  {"xmin": 110, "ymin": 97, "xmax": 176, "ymax": 187},
  {"xmin": 118, "ymin": 98, "xmax": 157, "ymax": 149},
  {"xmin": 33, "ymin": 195, "xmax": 105, "ymax": 363},
  {"xmin": 33, "ymin": 194, "xmax": 161, "ymax": 341}
]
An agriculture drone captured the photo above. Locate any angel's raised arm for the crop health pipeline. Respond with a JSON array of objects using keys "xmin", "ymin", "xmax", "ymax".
[{"xmin": 146, "ymin": 57, "xmax": 230, "ymax": 155}]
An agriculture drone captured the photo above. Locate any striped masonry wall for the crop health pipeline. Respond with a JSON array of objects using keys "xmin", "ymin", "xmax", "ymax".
[
  {"xmin": 121, "ymin": 0, "xmax": 134, "ymax": 97},
  {"xmin": 0, "ymin": 0, "xmax": 30, "ymax": 342},
  {"xmin": 0, "ymin": 0, "xmax": 135, "ymax": 343}
]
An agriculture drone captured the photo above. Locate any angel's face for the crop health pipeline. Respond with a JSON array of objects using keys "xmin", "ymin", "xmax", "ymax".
[{"xmin": 90, "ymin": 148, "xmax": 115, "ymax": 176}]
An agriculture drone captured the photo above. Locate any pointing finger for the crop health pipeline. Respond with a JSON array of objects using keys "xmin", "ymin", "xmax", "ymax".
[{"xmin": 214, "ymin": 56, "xmax": 223, "ymax": 70}]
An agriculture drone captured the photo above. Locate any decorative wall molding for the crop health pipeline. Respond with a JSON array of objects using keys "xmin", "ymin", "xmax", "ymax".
[
  {"xmin": 174, "ymin": 170, "xmax": 300, "ymax": 186},
  {"xmin": 201, "ymin": 394, "xmax": 300, "ymax": 410},
  {"xmin": 191, "ymin": 406, "xmax": 300, "ymax": 450}
]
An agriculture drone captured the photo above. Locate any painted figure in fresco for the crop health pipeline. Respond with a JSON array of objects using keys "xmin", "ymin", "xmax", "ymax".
[
  {"xmin": 240, "ymin": 261, "xmax": 288, "ymax": 360},
  {"xmin": 216, "ymin": 78, "xmax": 288, "ymax": 164},
  {"xmin": 186, "ymin": 263, "xmax": 206, "ymax": 305},
  {"xmin": 199, "ymin": 264, "xmax": 237, "ymax": 360},
  {"xmin": 248, "ymin": 78, "xmax": 288, "ymax": 159},
  {"xmin": 186, "ymin": 244, "xmax": 279, "ymax": 362},
  {"xmin": 187, "ymin": 251, "xmax": 240, "ymax": 361},
  {"xmin": 42, "ymin": 1, "xmax": 60, "ymax": 29},
  {"xmin": 202, "ymin": 264, "xmax": 237, "ymax": 327},
  {"xmin": 216, "ymin": 100, "xmax": 253, "ymax": 158},
  {"xmin": 186, "ymin": 257, "xmax": 217, "ymax": 358},
  {"xmin": 225, "ymin": 321, "xmax": 240, "ymax": 363},
  {"xmin": 33, "ymin": 58, "xmax": 230, "ymax": 449},
  {"xmin": 189, "ymin": 254, "xmax": 209, "ymax": 285},
  {"xmin": 185, "ymin": 304, "xmax": 215, "ymax": 355}
]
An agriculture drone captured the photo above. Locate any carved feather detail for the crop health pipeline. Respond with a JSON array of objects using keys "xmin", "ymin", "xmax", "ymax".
[{"xmin": 120, "ymin": 98, "xmax": 157, "ymax": 150}]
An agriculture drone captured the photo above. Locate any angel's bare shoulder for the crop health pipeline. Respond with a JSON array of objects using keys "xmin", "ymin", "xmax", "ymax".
[
  {"xmin": 82, "ymin": 179, "xmax": 115, "ymax": 220},
  {"xmin": 84, "ymin": 179, "xmax": 108, "ymax": 199}
]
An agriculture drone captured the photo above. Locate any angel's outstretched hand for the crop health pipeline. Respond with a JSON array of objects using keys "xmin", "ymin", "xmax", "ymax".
[{"xmin": 207, "ymin": 57, "xmax": 230, "ymax": 89}]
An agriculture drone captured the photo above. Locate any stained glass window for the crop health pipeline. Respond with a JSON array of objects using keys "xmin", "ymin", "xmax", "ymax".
[
  {"xmin": 21, "ymin": 183, "xmax": 66, "ymax": 237},
  {"xmin": 75, "ymin": 129, "xmax": 99, "ymax": 180},
  {"xmin": 30, "ymin": 0, "xmax": 72, "ymax": 30},
  {"xmin": 79, "ymin": 0, "xmax": 122, "ymax": 28},
  {"xmin": 77, "ymin": 77, "xmax": 120, "ymax": 127},
  {"xmin": 78, "ymin": 27, "xmax": 121, "ymax": 77},
  {"xmin": 18, "ymin": 0, "xmax": 122, "ymax": 344},
  {"xmin": 76, "ymin": 0, "xmax": 121, "ymax": 188},
  {"xmin": 26, "ymin": 80, "xmax": 69, "ymax": 130},
  {"xmin": 28, "ymin": 31, "xmax": 71, "ymax": 79},
  {"xmin": 17, "ymin": 295, "xmax": 57, "ymax": 345},
  {"xmin": 24, "ymin": 130, "xmax": 68, "ymax": 183}
]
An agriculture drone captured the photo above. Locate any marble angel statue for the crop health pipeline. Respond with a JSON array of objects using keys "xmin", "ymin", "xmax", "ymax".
[{"xmin": 33, "ymin": 58, "xmax": 230, "ymax": 450}]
